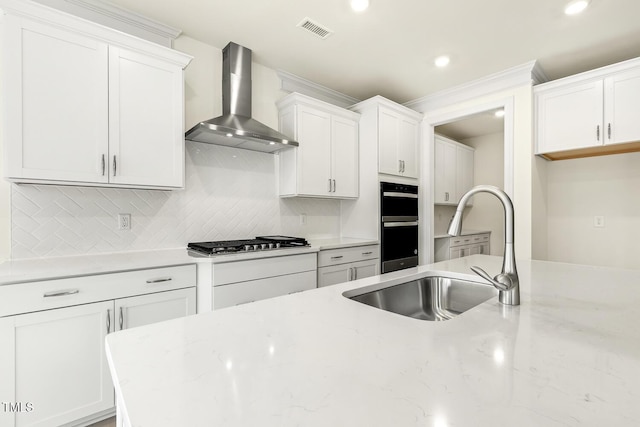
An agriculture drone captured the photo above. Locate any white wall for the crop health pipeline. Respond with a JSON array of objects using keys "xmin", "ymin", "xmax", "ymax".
[
  {"xmin": 545, "ymin": 152, "xmax": 640, "ymax": 270},
  {"xmin": 7, "ymin": 35, "xmax": 342, "ymax": 259},
  {"xmin": 422, "ymin": 84, "xmax": 534, "ymax": 263},
  {"xmin": 460, "ymin": 132, "xmax": 505, "ymax": 256}
]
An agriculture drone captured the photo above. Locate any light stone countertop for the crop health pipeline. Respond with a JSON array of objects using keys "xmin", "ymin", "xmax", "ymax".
[
  {"xmin": 0, "ymin": 237, "xmax": 378, "ymax": 285},
  {"xmin": 105, "ymin": 255, "xmax": 640, "ymax": 426}
]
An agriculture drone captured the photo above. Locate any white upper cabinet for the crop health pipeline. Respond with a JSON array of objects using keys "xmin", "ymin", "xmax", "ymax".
[
  {"xmin": 535, "ymin": 57, "xmax": 640, "ymax": 160},
  {"xmin": 277, "ymin": 93, "xmax": 360, "ymax": 199},
  {"xmin": 434, "ymin": 135, "xmax": 475, "ymax": 205},
  {"xmin": 4, "ymin": 17, "xmax": 110, "ymax": 184},
  {"xmin": 350, "ymin": 96, "xmax": 422, "ymax": 179},
  {"xmin": 2, "ymin": 4, "xmax": 191, "ymax": 189},
  {"xmin": 108, "ymin": 46, "xmax": 185, "ymax": 187}
]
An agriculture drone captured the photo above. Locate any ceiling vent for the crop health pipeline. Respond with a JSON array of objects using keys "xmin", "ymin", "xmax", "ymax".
[{"xmin": 297, "ymin": 17, "xmax": 333, "ymax": 39}]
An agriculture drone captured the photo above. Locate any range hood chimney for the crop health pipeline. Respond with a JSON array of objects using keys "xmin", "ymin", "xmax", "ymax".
[{"xmin": 185, "ymin": 42, "xmax": 298, "ymax": 153}]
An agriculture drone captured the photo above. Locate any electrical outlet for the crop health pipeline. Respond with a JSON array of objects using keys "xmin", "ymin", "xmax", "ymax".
[
  {"xmin": 118, "ymin": 213, "xmax": 131, "ymax": 230},
  {"xmin": 299, "ymin": 214, "xmax": 307, "ymax": 226},
  {"xmin": 594, "ymin": 216, "xmax": 605, "ymax": 228}
]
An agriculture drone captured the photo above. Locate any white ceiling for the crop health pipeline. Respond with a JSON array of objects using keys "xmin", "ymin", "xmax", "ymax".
[
  {"xmin": 111, "ymin": 0, "xmax": 640, "ymax": 104},
  {"xmin": 436, "ymin": 109, "xmax": 505, "ymax": 141}
]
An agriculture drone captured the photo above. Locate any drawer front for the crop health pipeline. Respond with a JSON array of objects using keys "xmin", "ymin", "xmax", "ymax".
[
  {"xmin": 213, "ymin": 253, "xmax": 317, "ymax": 286},
  {"xmin": 469, "ymin": 233, "xmax": 491, "ymax": 244},
  {"xmin": 451, "ymin": 233, "xmax": 490, "ymax": 247},
  {"xmin": 0, "ymin": 264, "xmax": 196, "ymax": 317},
  {"xmin": 318, "ymin": 245, "xmax": 380, "ymax": 267},
  {"xmin": 214, "ymin": 270, "xmax": 316, "ymax": 309}
]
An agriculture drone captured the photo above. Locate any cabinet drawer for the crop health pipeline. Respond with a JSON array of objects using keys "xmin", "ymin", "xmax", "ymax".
[
  {"xmin": 0, "ymin": 265, "xmax": 196, "ymax": 317},
  {"xmin": 451, "ymin": 233, "xmax": 489, "ymax": 247},
  {"xmin": 213, "ymin": 253, "xmax": 317, "ymax": 286},
  {"xmin": 318, "ymin": 245, "xmax": 380, "ymax": 267},
  {"xmin": 214, "ymin": 271, "xmax": 316, "ymax": 309}
]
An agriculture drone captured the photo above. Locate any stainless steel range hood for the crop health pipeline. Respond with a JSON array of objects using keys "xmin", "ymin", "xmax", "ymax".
[{"xmin": 185, "ymin": 42, "xmax": 298, "ymax": 153}]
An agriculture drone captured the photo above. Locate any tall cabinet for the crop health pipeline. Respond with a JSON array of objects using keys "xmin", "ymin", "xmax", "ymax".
[{"xmin": 2, "ymin": 1, "xmax": 192, "ymax": 189}]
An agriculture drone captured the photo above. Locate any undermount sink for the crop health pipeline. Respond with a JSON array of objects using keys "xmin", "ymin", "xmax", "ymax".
[{"xmin": 344, "ymin": 275, "xmax": 498, "ymax": 321}]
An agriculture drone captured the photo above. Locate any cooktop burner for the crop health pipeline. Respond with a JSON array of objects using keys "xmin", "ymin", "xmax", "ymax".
[{"xmin": 187, "ymin": 235, "xmax": 309, "ymax": 256}]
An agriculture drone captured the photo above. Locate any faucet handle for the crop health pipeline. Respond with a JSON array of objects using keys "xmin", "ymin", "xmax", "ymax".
[{"xmin": 471, "ymin": 266, "xmax": 512, "ymax": 291}]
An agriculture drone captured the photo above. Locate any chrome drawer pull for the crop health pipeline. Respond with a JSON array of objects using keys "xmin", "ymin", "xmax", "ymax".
[
  {"xmin": 107, "ymin": 309, "xmax": 111, "ymax": 333},
  {"xmin": 362, "ymin": 251, "xmax": 373, "ymax": 255},
  {"xmin": 146, "ymin": 277, "xmax": 172, "ymax": 284},
  {"xmin": 330, "ymin": 255, "xmax": 344, "ymax": 260},
  {"xmin": 44, "ymin": 289, "xmax": 79, "ymax": 298}
]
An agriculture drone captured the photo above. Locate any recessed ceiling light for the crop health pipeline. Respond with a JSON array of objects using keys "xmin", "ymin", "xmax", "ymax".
[
  {"xmin": 350, "ymin": 0, "xmax": 369, "ymax": 12},
  {"xmin": 565, "ymin": 0, "xmax": 590, "ymax": 15},
  {"xmin": 494, "ymin": 109, "xmax": 505, "ymax": 118},
  {"xmin": 434, "ymin": 55, "xmax": 450, "ymax": 68}
]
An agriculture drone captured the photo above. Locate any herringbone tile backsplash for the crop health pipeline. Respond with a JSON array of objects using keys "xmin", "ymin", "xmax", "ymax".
[{"xmin": 11, "ymin": 142, "xmax": 341, "ymax": 259}]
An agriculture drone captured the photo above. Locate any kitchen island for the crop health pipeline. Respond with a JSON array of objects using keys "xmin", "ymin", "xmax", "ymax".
[{"xmin": 105, "ymin": 255, "xmax": 640, "ymax": 426}]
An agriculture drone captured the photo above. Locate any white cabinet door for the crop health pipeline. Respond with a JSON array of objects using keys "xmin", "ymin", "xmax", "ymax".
[
  {"xmin": 604, "ymin": 67, "xmax": 640, "ymax": 145},
  {"xmin": 456, "ymin": 145, "xmax": 475, "ymax": 205},
  {"xmin": 115, "ymin": 288, "xmax": 196, "ymax": 331},
  {"xmin": 296, "ymin": 106, "xmax": 332, "ymax": 196},
  {"xmin": 0, "ymin": 301, "xmax": 115, "ymax": 427},
  {"xmin": 536, "ymin": 80, "xmax": 604, "ymax": 154},
  {"xmin": 317, "ymin": 264, "xmax": 352, "ymax": 288},
  {"xmin": 4, "ymin": 16, "xmax": 109, "ymax": 184},
  {"xmin": 434, "ymin": 137, "xmax": 457, "ymax": 204},
  {"xmin": 398, "ymin": 118, "xmax": 419, "ymax": 178},
  {"xmin": 378, "ymin": 107, "xmax": 401, "ymax": 176},
  {"xmin": 108, "ymin": 47, "xmax": 185, "ymax": 188},
  {"xmin": 352, "ymin": 259, "xmax": 379, "ymax": 281},
  {"xmin": 331, "ymin": 115, "xmax": 359, "ymax": 198}
]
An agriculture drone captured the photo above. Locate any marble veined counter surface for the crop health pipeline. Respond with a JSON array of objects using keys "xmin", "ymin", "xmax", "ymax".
[{"xmin": 106, "ymin": 255, "xmax": 640, "ymax": 426}]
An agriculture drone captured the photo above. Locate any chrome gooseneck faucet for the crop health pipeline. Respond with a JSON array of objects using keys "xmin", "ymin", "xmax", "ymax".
[{"xmin": 447, "ymin": 185, "xmax": 520, "ymax": 306}]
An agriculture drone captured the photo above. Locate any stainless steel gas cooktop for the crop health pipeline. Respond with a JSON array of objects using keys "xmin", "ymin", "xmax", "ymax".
[{"xmin": 187, "ymin": 235, "xmax": 309, "ymax": 256}]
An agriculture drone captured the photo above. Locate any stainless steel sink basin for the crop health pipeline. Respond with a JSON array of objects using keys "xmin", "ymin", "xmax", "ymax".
[{"xmin": 344, "ymin": 275, "xmax": 498, "ymax": 321}]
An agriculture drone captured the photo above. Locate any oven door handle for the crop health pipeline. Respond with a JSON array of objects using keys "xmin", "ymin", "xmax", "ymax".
[
  {"xmin": 382, "ymin": 192, "xmax": 418, "ymax": 199},
  {"xmin": 383, "ymin": 221, "xmax": 419, "ymax": 228}
]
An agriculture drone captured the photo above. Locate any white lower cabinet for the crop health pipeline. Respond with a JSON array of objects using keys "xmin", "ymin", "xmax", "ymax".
[
  {"xmin": 434, "ymin": 233, "xmax": 491, "ymax": 262},
  {"xmin": 0, "ymin": 302, "xmax": 114, "ymax": 427},
  {"xmin": 212, "ymin": 253, "xmax": 317, "ymax": 310},
  {"xmin": 0, "ymin": 265, "xmax": 196, "ymax": 427},
  {"xmin": 115, "ymin": 287, "xmax": 195, "ymax": 331},
  {"xmin": 317, "ymin": 245, "xmax": 380, "ymax": 288}
]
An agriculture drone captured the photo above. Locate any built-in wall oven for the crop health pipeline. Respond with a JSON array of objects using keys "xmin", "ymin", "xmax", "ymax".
[{"xmin": 380, "ymin": 182, "xmax": 419, "ymax": 273}]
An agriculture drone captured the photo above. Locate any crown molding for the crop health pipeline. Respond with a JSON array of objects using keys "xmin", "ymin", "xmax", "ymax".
[
  {"xmin": 29, "ymin": 0, "xmax": 181, "ymax": 46},
  {"xmin": 277, "ymin": 69, "xmax": 361, "ymax": 109},
  {"xmin": 404, "ymin": 60, "xmax": 548, "ymax": 112}
]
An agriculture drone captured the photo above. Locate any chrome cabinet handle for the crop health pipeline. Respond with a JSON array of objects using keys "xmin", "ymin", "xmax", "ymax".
[
  {"xmin": 107, "ymin": 309, "xmax": 111, "ymax": 333},
  {"xmin": 113, "ymin": 155, "xmax": 117, "ymax": 176},
  {"xmin": 445, "ymin": 192, "xmax": 449, "ymax": 201},
  {"xmin": 608, "ymin": 123, "xmax": 611, "ymax": 140},
  {"xmin": 597, "ymin": 125, "xmax": 600, "ymax": 141},
  {"xmin": 332, "ymin": 179, "xmax": 336, "ymax": 193},
  {"xmin": 146, "ymin": 277, "xmax": 172, "ymax": 284},
  {"xmin": 348, "ymin": 267, "xmax": 353, "ymax": 281},
  {"xmin": 101, "ymin": 154, "xmax": 105, "ymax": 176},
  {"xmin": 353, "ymin": 267, "xmax": 358, "ymax": 280},
  {"xmin": 330, "ymin": 255, "xmax": 344, "ymax": 260},
  {"xmin": 362, "ymin": 251, "xmax": 373, "ymax": 255},
  {"xmin": 44, "ymin": 289, "xmax": 79, "ymax": 298},
  {"xmin": 328, "ymin": 178, "xmax": 332, "ymax": 192},
  {"xmin": 119, "ymin": 307, "xmax": 124, "ymax": 330}
]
